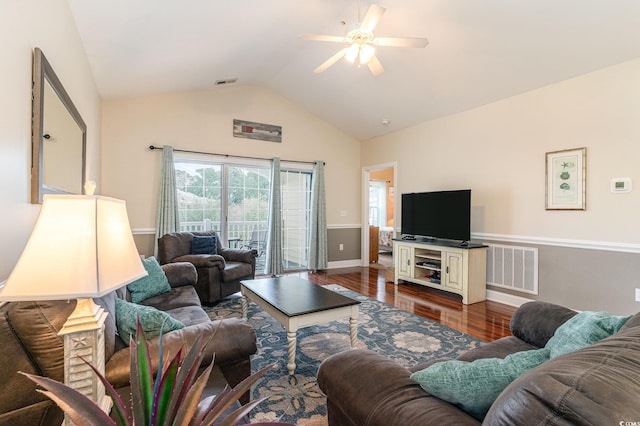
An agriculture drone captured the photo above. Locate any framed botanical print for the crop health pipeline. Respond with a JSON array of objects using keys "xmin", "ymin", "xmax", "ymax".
[{"xmin": 545, "ymin": 147, "xmax": 586, "ymax": 210}]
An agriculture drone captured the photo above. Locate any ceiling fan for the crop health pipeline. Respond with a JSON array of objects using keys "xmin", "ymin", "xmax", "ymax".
[{"xmin": 299, "ymin": 2, "xmax": 428, "ymax": 76}]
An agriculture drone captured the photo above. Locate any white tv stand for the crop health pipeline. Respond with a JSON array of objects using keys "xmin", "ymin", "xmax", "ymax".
[{"xmin": 393, "ymin": 238, "xmax": 487, "ymax": 305}]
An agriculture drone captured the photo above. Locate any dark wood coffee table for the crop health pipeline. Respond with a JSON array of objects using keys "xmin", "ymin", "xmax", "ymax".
[{"xmin": 240, "ymin": 276, "xmax": 360, "ymax": 375}]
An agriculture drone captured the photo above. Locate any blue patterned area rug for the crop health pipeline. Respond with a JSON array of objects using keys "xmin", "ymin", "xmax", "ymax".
[{"xmin": 204, "ymin": 285, "xmax": 484, "ymax": 425}]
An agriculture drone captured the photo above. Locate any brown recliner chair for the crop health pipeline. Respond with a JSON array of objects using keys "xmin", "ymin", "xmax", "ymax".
[{"xmin": 157, "ymin": 231, "xmax": 258, "ymax": 305}]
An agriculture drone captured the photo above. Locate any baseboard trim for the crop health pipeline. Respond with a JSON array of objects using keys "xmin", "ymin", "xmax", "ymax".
[
  {"xmin": 327, "ymin": 259, "xmax": 362, "ymax": 269},
  {"xmin": 473, "ymin": 232, "xmax": 640, "ymax": 254},
  {"xmin": 486, "ymin": 289, "xmax": 533, "ymax": 308}
]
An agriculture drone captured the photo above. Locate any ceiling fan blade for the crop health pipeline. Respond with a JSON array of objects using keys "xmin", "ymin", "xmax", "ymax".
[
  {"xmin": 359, "ymin": 4, "xmax": 386, "ymax": 34},
  {"xmin": 314, "ymin": 48, "xmax": 349, "ymax": 73},
  {"xmin": 373, "ymin": 36, "xmax": 429, "ymax": 48},
  {"xmin": 367, "ymin": 54, "xmax": 384, "ymax": 76},
  {"xmin": 299, "ymin": 34, "xmax": 347, "ymax": 43}
]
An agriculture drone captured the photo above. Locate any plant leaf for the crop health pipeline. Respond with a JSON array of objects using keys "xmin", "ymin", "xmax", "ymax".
[
  {"xmin": 214, "ymin": 397, "xmax": 268, "ymax": 426},
  {"xmin": 173, "ymin": 362, "xmax": 213, "ymax": 426},
  {"xmin": 131, "ymin": 318, "xmax": 154, "ymax": 425},
  {"xmin": 166, "ymin": 332, "xmax": 215, "ymax": 423},
  {"xmin": 151, "ymin": 348, "xmax": 181, "ymax": 426},
  {"xmin": 198, "ymin": 364, "xmax": 274, "ymax": 425},
  {"xmin": 20, "ymin": 372, "xmax": 116, "ymax": 426}
]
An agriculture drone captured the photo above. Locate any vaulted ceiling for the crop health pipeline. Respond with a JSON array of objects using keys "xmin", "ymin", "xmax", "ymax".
[{"xmin": 68, "ymin": 0, "xmax": 640, "ymax": 140}]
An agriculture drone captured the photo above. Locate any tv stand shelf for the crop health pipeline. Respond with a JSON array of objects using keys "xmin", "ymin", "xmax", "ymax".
[{"xmin": 393, "ymin": 239, "xmax": 487, "ymax": 304}]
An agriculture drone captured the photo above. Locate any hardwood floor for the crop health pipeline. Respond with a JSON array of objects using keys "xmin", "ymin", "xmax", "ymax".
[{"xmin": 288, "ymin": 266, "xmax": 516, "ymax": 342}]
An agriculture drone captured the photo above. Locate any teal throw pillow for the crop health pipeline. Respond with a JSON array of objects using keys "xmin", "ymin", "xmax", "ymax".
[
  {"xmin": 127, "ymin": 257, "xmax": 172, "ymax": 303},
  {"xmin": 410, "ymin": 348, "xmax": 550, "ymax": 420},
  {"xmin": 545, "ymin": 311, "xmax": 631, "ymax": 358},
  {"xmin": 191, "ymin": 235, "xmax": 217, "ymax": 255},
  {"xmin": 115, "ymin": 298, "xmax": 185, "ymax": 346}
]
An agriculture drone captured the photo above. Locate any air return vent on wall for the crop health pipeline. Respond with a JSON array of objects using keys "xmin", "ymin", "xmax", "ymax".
[{"xmin": 486, "ymin": 244, "xmax": 538, "ymax": 295}]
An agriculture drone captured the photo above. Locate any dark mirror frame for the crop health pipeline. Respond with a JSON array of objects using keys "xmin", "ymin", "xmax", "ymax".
[{"xmin": 31, "ymin": 47, "xmax": 87, "ymax": 203}]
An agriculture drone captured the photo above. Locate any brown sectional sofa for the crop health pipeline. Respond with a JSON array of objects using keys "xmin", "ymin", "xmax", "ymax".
[
  {"xmin": 0, "ymin": 262, "xmax": 257, "ymax": 426},
  {"xmin": 318, "ymin": 301, "xmax": 640, "ymax": 425}
]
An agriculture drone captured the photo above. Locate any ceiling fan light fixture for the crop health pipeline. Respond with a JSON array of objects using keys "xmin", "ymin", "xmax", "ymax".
[
  {"xmin": 301, "ymin": 3, "xmax": 427, "ymax": 76},
  {"xmin": 345, "ymin": 44, "xmax": 360, "ymax": 63},
  {"xmin": 359, "ymin": 44, "xmax": 375, "ymax": 64}
]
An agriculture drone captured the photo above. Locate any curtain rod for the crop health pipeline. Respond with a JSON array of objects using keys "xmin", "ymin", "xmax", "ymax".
[{"xmin": 148, "ymin": 145, "xmax": 325, "ymax": 166}]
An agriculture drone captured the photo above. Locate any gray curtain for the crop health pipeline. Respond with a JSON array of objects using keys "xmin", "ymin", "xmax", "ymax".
[
  {"xmin": 155, "ymin": 145, "xmax": 179, "ymax": 255},
  {"xmin": 309, "ymin": 161, "xmax": 328, "ymax": 271},
  {"xmin": 265, "ymin": 157, "xmax": 283, "ymax": 276}
]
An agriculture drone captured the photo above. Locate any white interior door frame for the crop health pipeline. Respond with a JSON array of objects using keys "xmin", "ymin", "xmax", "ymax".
[{"xmin": 362, "ymin": 162, "xmax": 398, "ymax": 266}]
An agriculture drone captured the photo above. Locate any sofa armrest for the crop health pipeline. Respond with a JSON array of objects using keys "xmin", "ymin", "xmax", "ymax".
[
  {"xmin": 161, "ymin": 262, "xmax": 198, "ymax": 288},
  {"xmin": 106, "ymin": 318, "xmax": 256, "ymax": 388},
  {"xmin": 217, "ymin": 247, "xmax": 257, "ymax": 263},
  {"xmin": 172, "ymin": 254, "xmax": 225, "ymax": 269},
  {"xmin": 510, "ymin": 301, "xmax": 577, "ymax": 348},
  {"xmin": 317, "ymin": 349, "xmax": 480, "ymax": 426}
]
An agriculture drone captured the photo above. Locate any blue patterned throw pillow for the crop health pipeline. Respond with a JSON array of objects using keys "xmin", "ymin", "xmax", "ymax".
[
  {"xmin": 115, "ymin": 298, "xmax": 185, "ymax": 346},
  {"xmin": 127, "ymin": 257, "xmax": 172, "ymax": 303},
  {"xmin": 410, "ymin": 348, "xmax": 551, "ymax": 420},
  {"xmin": 191, "ymin": 235, "xmax": 217, "ymax": 255},
  {"xmin": 545, "ymin": 311, "xmax": 631, "ymax": 358}
]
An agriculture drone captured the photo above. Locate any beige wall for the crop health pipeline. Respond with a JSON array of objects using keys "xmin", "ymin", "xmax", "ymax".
[
  {"xmin": 0, "ymin": 1, "xmax": 101, "ymax": 281},
  {"xmin": 362, "ymin": 59, "xmax": 640, "ymax": 243},
  {"xmin": 362, "ymin": 59, "xmax": 640, "ymax": 313},
  {"xmin": 101, "ymin": 85, "xmax": 361, "ymax": 239}
]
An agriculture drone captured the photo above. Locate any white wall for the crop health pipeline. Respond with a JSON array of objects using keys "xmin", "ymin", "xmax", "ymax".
[
  {"xmin": 0, "ymin": 0, "xmax": 101, "ymax": 280},
  {"xmin": 362, "ymin": 58, "xmax": 640, "ymax": 245},
  {"xmin": 101, "ymin": 85, "xmax": 360, "ymax": 232}
]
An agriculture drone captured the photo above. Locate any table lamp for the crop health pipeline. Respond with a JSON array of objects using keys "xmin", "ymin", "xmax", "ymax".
[{"xmin": 0, "ymin": 187, "xmax": 146, "ymax": 423}]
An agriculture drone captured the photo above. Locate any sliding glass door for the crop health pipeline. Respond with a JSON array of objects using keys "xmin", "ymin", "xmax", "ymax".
[{"xmin": 174, "ymin": 159, "xmax": 311, "ymax": 272}]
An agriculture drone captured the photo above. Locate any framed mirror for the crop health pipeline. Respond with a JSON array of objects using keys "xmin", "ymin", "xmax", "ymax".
[{"xmin": 31, "ymin": 47, "xmax": 86, "ymax": 203}]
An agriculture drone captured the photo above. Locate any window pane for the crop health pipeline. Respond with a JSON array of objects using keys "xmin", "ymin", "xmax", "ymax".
[
  {"xmin": 175, "ymin": 161, "xmax": 222, "ymax": 233},
  {"xmin": 281, "ymin": 170, "xmax": 311, "ymax": 270},
  {"xmin": 228, "ymin": 166, "xmax": 270, "ymax": 271}
]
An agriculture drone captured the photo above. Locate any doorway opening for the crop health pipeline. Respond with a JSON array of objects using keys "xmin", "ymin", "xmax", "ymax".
[{"xmin": 362, "ymin": 163, "xmax": 397, "ymax": 269}]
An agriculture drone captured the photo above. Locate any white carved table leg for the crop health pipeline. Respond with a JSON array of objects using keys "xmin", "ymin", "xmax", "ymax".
[
  {"xmin": 287, "ymin": 331, "xmax": 297, "ymax": 375},
  {"xmin": 241, "ymin": 293, "xmax": 249, "ymax": 320},
  {"xmin": 349, "ymin": 304, "xmax": 359, "ymax": 347},
  {"xmin": 349, "ymin": 317, "xmax": 358, "ymax": 347}
]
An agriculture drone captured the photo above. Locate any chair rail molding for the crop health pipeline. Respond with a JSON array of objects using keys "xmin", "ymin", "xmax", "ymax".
[{"xmin": 473, "ymin": 232, "xmax": 640, "ymax": 254}]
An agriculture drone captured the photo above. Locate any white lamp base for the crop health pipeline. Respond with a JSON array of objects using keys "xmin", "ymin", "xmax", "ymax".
[{"xmin": 58, "ymin": 298, "xmax": 112, "ymax": 425}]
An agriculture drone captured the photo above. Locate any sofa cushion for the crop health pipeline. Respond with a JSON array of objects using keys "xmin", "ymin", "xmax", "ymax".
[
  {"xmin": 141, "ymin": 285, "xmax": 202, "ymax": 311},
  {"xmin": 127, "ymin": 257, "xmax": 172, "ymax": 304},
  {"xmin": 164, "ymin": 306, "xmax": 211, "ymax": 326},
  {"xmin": 7, "ymin": 300, "xmax": 72, "ymax": 381},
  {"xmin": 173, "ymin": 254, "xmax": 225, "ymax": 268},
  {"xmin": 191, "ymin": 235, "xmax": 217, "ymax": 255},
  {"xmin": 222, "ymin": 261, "xmax": 253, "ymax": 282},
  {"xmin": 509, "ymin": 301, "xmax": 577, "ymax": 348},
  {"xmin": 484, "ymin": 324, "xmax": 640, "ymax": 424},
  {"xmin": 545, "ymin": 311, "xmax": 631, "ymax": 358},
  {"xmin": 410, "ymin": 348, "xmax": 550, "ymax": 420},
  {"xmin": 115, "ymin": 299, "xmax": 185, "ymax": 345}
]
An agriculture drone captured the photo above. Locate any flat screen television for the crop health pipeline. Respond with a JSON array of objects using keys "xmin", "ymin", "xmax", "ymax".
[{"xmin": 401, "ymin": 189, "xmax": 471, "ymax": 242}]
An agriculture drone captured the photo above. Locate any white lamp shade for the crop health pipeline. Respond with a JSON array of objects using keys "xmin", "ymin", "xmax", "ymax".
[{"xmin": 0, "ymin": 194, "xmax": 147, "ymax": 301}]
